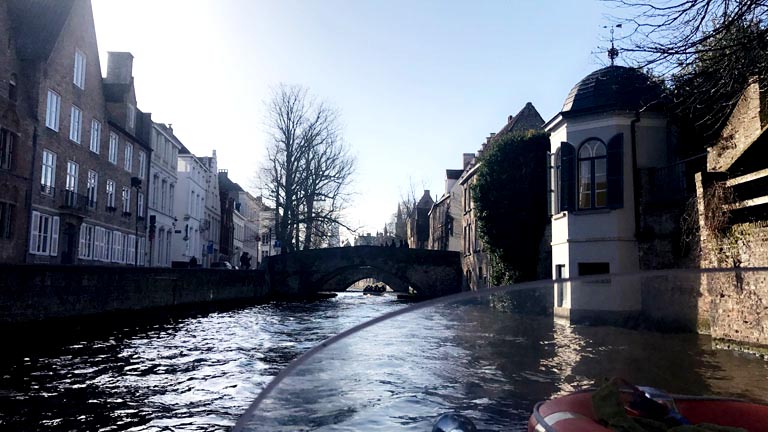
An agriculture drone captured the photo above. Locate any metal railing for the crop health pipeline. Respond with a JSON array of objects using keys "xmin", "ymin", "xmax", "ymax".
[{"xmin": 61, "ymin": 190, "xmax": 89, "ymax": 212}]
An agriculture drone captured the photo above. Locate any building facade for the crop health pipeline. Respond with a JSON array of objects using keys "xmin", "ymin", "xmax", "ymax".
[
  {"xmin": 546, "ymin": 65, "xmax": 670, "ymax": 320},
  {"xmin": 147, "ymin": 122, "xmax": 180, "ymax": 267},
  {"xmin": 198, "ymin": 151, "xmax": 221, "ymax": 267},
  {"xmin": 172, "ymin": 147, "xmax": 207, "ymax": 266},
  {"xmin": 7, "ymin": 0, "xmax": 150, "ymax": 266}
]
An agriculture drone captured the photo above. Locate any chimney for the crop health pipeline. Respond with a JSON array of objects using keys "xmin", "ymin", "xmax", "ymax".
[
  {"xmin": 168, "ymin": 123, "xmax": 173, "ymax": 134},
  {"xmin": 462, "ymin": 153, "xmax": 474, "ymax": 169},
  {"xmin": 105, "ymin": 52, "xmax": 134, "ymax": 84},
  {"xmin": 508, "ymin": 115, "xmax": 514, "ymax": 123}
]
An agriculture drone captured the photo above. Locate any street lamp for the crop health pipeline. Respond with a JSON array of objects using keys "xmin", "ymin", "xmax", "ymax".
[{"xmin": 131, "ymin": 176, "xmax": 142, "ymax": 266}]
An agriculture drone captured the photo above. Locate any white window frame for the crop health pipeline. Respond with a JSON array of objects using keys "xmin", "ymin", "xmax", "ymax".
[
  {"xmin": 138, "ymin": 191, "xmax": 145, "ymax": 219},
  {"xmin": 29, "ymin": 211, "xmax": 59, "ymax": 256},
  {"xmin": 78, "ymin": 223, "xmax": 94, "ymax": 260},
  {"xmin": 108, "ymin": 132, "xmax": 118, "ymax": 164},
  {"xmin": 112, "ymin": 230, "xmax": 123, "ymax": 263},
  {"xmin": 89, "ymin": 119, "xmax": 101, "ymax": 153},
  {"xmin": 45, "ymin": 90, "xmax": 61, "ymax": 131},
  {"xmin": 127, "ymin": 104, "xmax": 136, "ymax": 129},
  {"xmin": 87, "ymin": 170, "xmax": 98, "ymax": 208},
  {"xmin": 138, "ymin": 151, "xmax": 146, "ymax": 179},
  {"xmin": 69, "ymin": 105, "xmax": 82, "ymax": 143},
  {"xmin": 74, "ymin": 48, "xmax": 86, "ymax": 89},
  {"xmin": 106, "ymin": 179, "xmax": 116, "ymax": 208},
  {"xmin": 41, "ymin": 149, "xmax": 56, "ymax": 194},
  {"xmin": 122, "ymin": 186, "xmax": 131, "ymax": 213},
  {"xmin": 66, "ymin": 161, "xmax": 79, "ymax": 193},
  {"xmin": 124, "ymin": 143, "xmax": 133, "ymax": 172}
]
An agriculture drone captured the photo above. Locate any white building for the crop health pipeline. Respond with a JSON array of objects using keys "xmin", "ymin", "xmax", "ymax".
[
  {"xmin": 148, "ymin": 123, "xmax": 180, "ymax": 267},
  {"xmin": 199, "ymin": 151, "xmax": 222, "ymax": 267},
  {"xmin": 258, "ymin": 200, "xmax": 278, "ymax": 265},
  {"xmin": 232, "ymin": 206, "xmax": 245, "ymax": 267},
  {"xmin": 172, "ymin": 147, "xmax": 207, "ymax": 266},
  {"xmin": 546, "ymin": 65, "xmax": 669, "ymax": 322}
]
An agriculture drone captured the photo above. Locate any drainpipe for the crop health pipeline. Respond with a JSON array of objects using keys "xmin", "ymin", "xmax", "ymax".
[{"xmin": 631, "ymin": 111, "xmax": 641, "ymax": 238}]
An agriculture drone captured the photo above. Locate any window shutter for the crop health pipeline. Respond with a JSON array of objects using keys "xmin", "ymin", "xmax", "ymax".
[
  {"xmin": 78, "ymin": 225, "xmax": 86, "ymax": 258},
  {"xmin": 560, "ymin": 142, "xmax": 576, "ymax": 211},
  {"xmin": 29, "ymin": 211, "xmax": 40, "ymax": 252},
  {"xmin": 607, "ymin": 133, "xmax": 624, "ymax": 209},
  {"xmin": 50, "ymin": 216, "xmax": 60, "ymax": 256},
  {"xmin": 546, "ymin": 151, "xmax": 553, "ymax": 217}
]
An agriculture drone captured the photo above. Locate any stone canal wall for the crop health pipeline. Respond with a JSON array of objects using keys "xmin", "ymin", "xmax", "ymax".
[{"xmin": 0, "ymin": 264, "xmax": 268, "ymax": 323}]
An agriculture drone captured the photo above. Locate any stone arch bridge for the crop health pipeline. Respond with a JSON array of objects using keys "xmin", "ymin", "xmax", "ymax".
[{"xmin": 264, "ymin": 246, "xmax": 463, "ymax": 299}]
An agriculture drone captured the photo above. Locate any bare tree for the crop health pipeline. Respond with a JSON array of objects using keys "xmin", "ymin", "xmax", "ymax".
[
  {"xmin": 610, "ymin": 0, "xmax": 768, "ymax": 147},
  {"xmin": 260, "ymin": 84, "xmax": 356, "ymax": 252}
]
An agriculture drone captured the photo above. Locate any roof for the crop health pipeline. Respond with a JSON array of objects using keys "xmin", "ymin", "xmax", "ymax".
[
  {"xmin": 495, "ymin": 102, "xmax": 545, "ymax": 137},
  {"xmin": 103, "ymin": 83, "xmax": 131, "ymax": 103},
  {"xmin": 218, "ymin": 171, "xmax": 244, "ymax": 193},
  {"xmin": 446, "ymin": 169, "xmax": 463, "ymax": 180},
  {"xmin": 562, "ymin": 65, "xmax": 665, "ymax": 115},
  {"xmin": 8, "ymin": 0, "xmax": 75, "ymax": 60},
  {"xmin": 416, "ymin": 190, "xmax": 434, "ymax": 209}
]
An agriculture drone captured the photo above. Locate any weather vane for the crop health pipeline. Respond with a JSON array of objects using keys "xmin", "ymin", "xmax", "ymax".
[{"xmin": 604, "ymin": 23, "xmax": 622, "ymax": 65}]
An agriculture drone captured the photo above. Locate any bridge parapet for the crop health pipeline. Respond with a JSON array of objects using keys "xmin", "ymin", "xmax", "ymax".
[{"xmin": 264, "ymin": 246, "xmax": 463, "ymax": 299}]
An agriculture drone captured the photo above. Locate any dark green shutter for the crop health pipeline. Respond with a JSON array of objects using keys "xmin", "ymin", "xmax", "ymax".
[
  {"xmin": 546, "ymin": 151, "xmax": 553, "ymax": 216},
  {"xmin": 607, "ymin": 133, "xmax": 624, "ymax": 209},
  {"xmin": 560, "ymin": 142, "xmax": 575, "ymax": 212}
]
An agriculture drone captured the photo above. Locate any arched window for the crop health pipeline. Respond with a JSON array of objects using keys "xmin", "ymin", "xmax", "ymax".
[{"xmin": 577, "ymin": 139, "xmax": 607, "ymax": 209}]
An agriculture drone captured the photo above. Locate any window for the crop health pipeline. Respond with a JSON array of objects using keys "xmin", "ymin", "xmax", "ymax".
[
  {"xmin": 577, "ymin": 139, "xmax": 607, "ymax": 209},
  {"xmin": 66, "ymin": 161, "xmax": 78, "ymax": 192},
  {"xmin": 0, "ymin": 201, "xmax": 14, "ymax": 239},
  {"xmin": 41, "ymin": 150, "xmax": 56, "ymax": 195},
  {"xmin": 0, "ymin": 128, "xmax": 15, "ymax": 170},
  {"xmin": 127, "ymin": 104, "xmax": 135, "ymax": 128},
  {"xmin": 122, "ymin": 187, "xmax": 131, "ymax": 213},
  {"xmin": 45, "ymin": 90, "xmax": 61, "ymax": 131},
  {"xmin": 29, "ymin": 211, "xmax": 59, "ymax": 256},
  {"xmin": 73, "ymin": 48, "xmax": 86, "ymax": 89},
  {"xmin": 578, "ymin": 262, "xmax": 610, "ymax": 276},
  {"xmin": 102, "ymin": 229, "xmax": 112, "ymax": 261},
  {"xmin": 138, "ymin": 192, "xmax": 145, "ymax": 218},
  {"xmin": 126, "ymin": 234, "xmax": 136, "ymax": 265},
  {"xmin": 106, "ymin": 180, "xmax": 116, "ymax": 208},
  {"xmin": 108, "ymin": 132, "xmax": 118, "ymax": 164},
  {"xmin": 87, "ymin": 170, "xmax": 98, "ymax": 208},
  {"xmin": 138, "ymin": 151, "xmax": 146, "ymax": 179},
  {"xmin": 124, "ymin": 143, "xmax": 133, "ymax": 172},
  {"xmin": 69, "ymin": 105, "xmax": 82, "ymax": 143},
  {"xmin": 161, "ymin": 179, "xmax": 168, "ymax": 213},
  {"xmin": 168, "ymin": 184, "xmax": 174, "ymax": 214},
  {"xmin": 152, "ymin": 175, "xmax": 159, "ymax": 208},
  {"xmin": 78, "ymin": 223, "xmax": 94, "ymax": 260},
  {"xmin": 89, "ymin": 119, "xmax": 101, "ymax": 153},
  {"xmin": 112, "ymin": 230, "xmax": 123, "ymax": 263},
  {"xmin": 553, "ymin": 148, "xmax": 561, "ymax": 213}
]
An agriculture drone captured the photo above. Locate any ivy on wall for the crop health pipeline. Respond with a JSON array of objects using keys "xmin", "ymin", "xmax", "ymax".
[{"xmin": 471, "ymin": 131, "xmax": 550, "ymax": 284}]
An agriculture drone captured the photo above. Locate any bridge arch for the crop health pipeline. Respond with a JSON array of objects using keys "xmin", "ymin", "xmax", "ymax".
[
  {"xmin": 318, "ymin": 265, "xmax": 417, "ymax": 293},
  {"xmin": 264, "ymin": 246, "xmax": 463, "ymax": 299}
]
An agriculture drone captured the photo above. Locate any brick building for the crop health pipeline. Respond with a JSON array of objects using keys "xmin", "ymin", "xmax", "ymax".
[
  {"xmin": 6, "ymin": 0, "xmax": 150, "ymax": 265},
  {"xmin": 0, "ymin": 1, "xmax": 32, "ymax": 263}
]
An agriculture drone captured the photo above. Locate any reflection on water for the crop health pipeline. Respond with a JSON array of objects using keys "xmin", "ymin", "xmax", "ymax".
[{"xmin": 1, "ymin": 292, "xmax": 767, "ymax": 431}]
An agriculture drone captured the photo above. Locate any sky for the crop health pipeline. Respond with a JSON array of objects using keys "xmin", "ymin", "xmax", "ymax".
[{"xmin": 91, "ymin": 0, "xmax": 622, "ymax": 240}]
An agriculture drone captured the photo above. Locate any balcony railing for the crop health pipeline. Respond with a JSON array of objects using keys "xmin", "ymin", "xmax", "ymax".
[
  {"xmin": 40, "ymin": 184, "xmax": 55, "ymax": 197},
  {"xmin": 61, "ymin": 190, "xmax": 89, "ymax": 212}
]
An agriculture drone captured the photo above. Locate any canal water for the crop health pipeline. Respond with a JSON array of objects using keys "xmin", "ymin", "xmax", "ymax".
[{"xmin": 1, "ymin": 292, "xmax": 767, "ymax": 431}]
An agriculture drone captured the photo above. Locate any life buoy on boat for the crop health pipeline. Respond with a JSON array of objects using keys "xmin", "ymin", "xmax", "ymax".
[{"xmin": 528, "ymin": 389, "xmax": 768, "ymax": 432}]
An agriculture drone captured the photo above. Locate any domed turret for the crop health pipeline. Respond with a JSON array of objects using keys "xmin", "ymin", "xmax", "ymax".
[{"xmin": 561, "ymin": 66, "xmax": 664, "ymax": 115}]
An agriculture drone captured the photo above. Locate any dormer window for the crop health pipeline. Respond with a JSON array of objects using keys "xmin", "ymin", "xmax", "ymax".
[
  {"xmin": 578, "ymin": 139, "xmax": 607, "ymax": 209},
  {"xmin": 127, "ymin": 104, "xmax": 135, "ymax": 128},
  {"xmin": 74, "ymin": 49, "xmax": 86, "ymax": 89}
]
